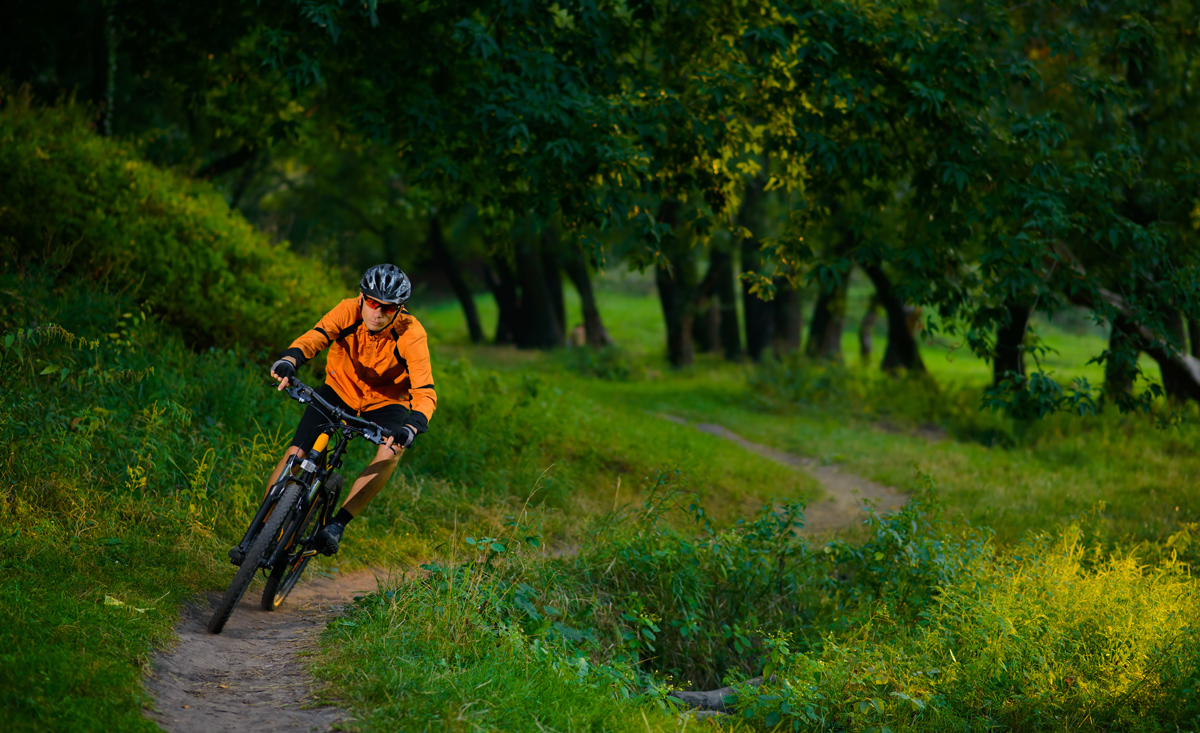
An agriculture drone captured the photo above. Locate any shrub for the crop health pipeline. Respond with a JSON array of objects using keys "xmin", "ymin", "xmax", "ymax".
[
  {"xmin": 0, "ymin": 86, "xmax": 345, "ymax": 351},
  {"xmin": 738, "ymin": 522, "xmax": 1200, "ymax": 732}
]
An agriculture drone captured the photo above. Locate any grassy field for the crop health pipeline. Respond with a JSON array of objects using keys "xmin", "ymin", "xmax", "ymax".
[
  {"xmin": 308, "ymin": 272, "xmax": 1200, "ymax": 733},
  {"xmin": 4, "ymin": 263, "xmax": 1197, "ymax": 732},
  {"xmin": 0, "ymin": 273, "xmax": 815, "ymax": 731}
]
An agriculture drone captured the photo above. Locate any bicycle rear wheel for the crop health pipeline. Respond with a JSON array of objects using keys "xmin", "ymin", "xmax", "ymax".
[
  {"xmin": 208, "ymin": 481, "xmax": 303, "ymax": 634},
  {"xmin": 261, "ymin": 491, "xmax": 328, "ymax": 611}
]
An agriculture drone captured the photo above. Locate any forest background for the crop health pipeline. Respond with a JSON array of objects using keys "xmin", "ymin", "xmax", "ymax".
[{"xmin": 2, "ymin": 1, "xmax": 1200, "ymax": 732}]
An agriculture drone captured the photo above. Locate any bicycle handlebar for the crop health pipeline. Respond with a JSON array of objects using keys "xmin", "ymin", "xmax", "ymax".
[{"xmin": 283, "ymin": 377, "xmax": 394, "ymax": 446}]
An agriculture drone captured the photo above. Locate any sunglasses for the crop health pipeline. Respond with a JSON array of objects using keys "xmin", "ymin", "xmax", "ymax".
[{"xmin": 362, "ymin": 296, "xmax": 400, "ymax": 315}]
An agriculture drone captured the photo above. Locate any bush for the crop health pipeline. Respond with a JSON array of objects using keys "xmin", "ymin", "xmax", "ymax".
[
  {"xmin": 737, "ymin": 522, "xmax": 1200, "ymax": 732},
  {"xmin": 0, "ymin": 86, "xmax": 345, "ymax": 351},
  {"xmin": 0, "ymin": 272, "xmax": 294, "ymax": 730},
  {"xmin": 316, "ymin": 529, "xmax": 696, "ymax": 733}
]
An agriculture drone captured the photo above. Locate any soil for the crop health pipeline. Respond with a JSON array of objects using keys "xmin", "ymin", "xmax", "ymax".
[
  {"xmin": 659, "ymin": 414, "xmax": 908, "ymax": 534},
  {"xmin": 144, "ymin": 568, "xmax": 386, "ymax": 733}
]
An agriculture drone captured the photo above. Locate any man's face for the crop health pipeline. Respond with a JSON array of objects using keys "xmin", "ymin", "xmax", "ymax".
[{"xmin": 361, "ymin": 295, "xmax": 399, "ymax": 332}]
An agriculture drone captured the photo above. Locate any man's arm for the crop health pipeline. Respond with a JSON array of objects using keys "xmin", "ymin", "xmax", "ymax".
[
  {"xmin": 281, "ymin": 298, "xmax": 360, "ymax": 368},
  {"xmin": 401, "ymin": 334, "xmax": 437, "ymax": 433}
]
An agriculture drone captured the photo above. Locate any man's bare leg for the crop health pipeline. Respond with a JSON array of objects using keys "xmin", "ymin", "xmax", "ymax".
[{"xmin": 340, "ymin": 445, "xmax": 403, "ymax": 516}]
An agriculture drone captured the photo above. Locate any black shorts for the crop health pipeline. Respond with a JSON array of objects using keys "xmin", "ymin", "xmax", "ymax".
[{"xmin": 289, "ymin": 384, "xmax": 410, "ymax": 452}]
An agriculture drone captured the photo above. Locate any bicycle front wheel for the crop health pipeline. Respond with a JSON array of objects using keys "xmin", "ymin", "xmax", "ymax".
[
  {"xmin": 261, "ymin": 491, "xmax": 328, "ymax": 611},
  {"xmin": 208, "ymin": 481, "xmax": 303, "ymax": 634}
]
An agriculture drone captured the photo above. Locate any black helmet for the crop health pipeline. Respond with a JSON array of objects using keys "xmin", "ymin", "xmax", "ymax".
[{"xmin": 360, "ymin": 264, "xmax": 411, "ymax": 304}]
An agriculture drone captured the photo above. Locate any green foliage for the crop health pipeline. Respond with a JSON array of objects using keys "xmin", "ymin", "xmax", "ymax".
[
  {"xmin": 561, "ymin": 476, "xmax": 986, "ymax": 688},
  {"xmin": 0, "ymin": 274, "xmax": 295, "ymax": 730},
  {"xmin": 738, "ymin": 521, "xmax": 1200, "ymax": 732},
  {"xmin": 0, "ymin": 88, "xmax": 345, "ymax": 350},
  {"xmin": 315, "ymin": 539, "xmax": 701, "ymax": 732},
  {"xmin": 328, "ymin": 472, "xmax": 1198, "ymax": 732}
]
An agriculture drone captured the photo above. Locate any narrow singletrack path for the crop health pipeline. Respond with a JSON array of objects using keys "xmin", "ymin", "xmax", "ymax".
[
  {"xmin": 145, "ymin": 568, "xmax": 385, "ymax": 733},
  {"xmin": 658, "ymin": 414, "xmax": 907, "ymax": 533}
]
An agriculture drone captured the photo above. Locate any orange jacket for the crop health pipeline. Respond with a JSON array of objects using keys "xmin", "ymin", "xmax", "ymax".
[{"xmin": 282, "ymin": 297, "xmax": 437, "ymax": 432}]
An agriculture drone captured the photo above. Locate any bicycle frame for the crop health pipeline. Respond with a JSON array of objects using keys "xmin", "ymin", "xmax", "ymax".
[
  {"xmin": 262, "ymin": 426, "xmax": 356, "ymax": 570},
  {"xmin": 232, "ymin": 419, "xmax": 364, "ymax": 572}
]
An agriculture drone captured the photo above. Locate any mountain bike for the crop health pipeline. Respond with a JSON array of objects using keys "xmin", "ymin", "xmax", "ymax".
[{"xmin": 207, "ymin": 377, "xmax": 393, "ymax": 634}]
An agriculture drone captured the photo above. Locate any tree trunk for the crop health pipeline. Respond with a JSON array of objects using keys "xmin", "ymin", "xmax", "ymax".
[
  {"xmin": 1054, "ymin": 241, "xmax": 1200, "ymax": 403},
  {"xmin": 562, "ymin": 252, "xmax": 612, "ymax": 347},
  {"xmin": 654, "ymin": 201, "xmax": 696, "ymax": 367},
  {"xmin": 1105, "ymin": 316, "xmax": 1138, "ymax": 400},
  {"xmin": 712, "ymin": 246, "xmax": 743, "ymax": 361},
  {"xmin": 692, "ymin": 249, "xmax": 729, "ymax": 355},
  {"xmin": 859, "ymin": 297, "xmax": 879, "ymax": 363},
  {"xmin": 861, "ymin": 265, "xmax": 925, "ymax": 373},
  {"xmin": 656, "ymin": 255, "xmax": 697, "ymax": 367},
  {"xmin": 692, "ymin": 300, "xmax": 720, "ymax": 354},
  {"xmin": 741, "ymin": 238, "xmax": 774, "ymax": 361},
  {"xmin": 806, "ymin": 271, "xmax": 848, "ymax": 362},
  {"xmin": 429, "ymin": 216, "xmax": 485, "ymax": 344},
  {"xmin": 513, "ymin": 232, "xmax": 563, "ymax": 349},
  {"xmin": 1189, "ymin": 319, "xmax": 1200, "ymax": 359},
  {"xmin": 737, "ymin": 164, "xmax": 772, "ymax": 361},
  {"xmin": 484, "ymin": 258, "xmax": 518, "ymax": 345},
  {"xmin": 993, "ymin": 302, "xmax": 1031, "ymax": 386},
  {"xmin": 771, "ymin": 282, "xmax": 802, "ymax": 357},
  {"xmin": 540, "ymin": 228, "xmax": 566, "ymax": 344}
]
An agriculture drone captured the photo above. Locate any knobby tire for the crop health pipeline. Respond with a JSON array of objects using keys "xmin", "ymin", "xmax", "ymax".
[
  {"xmin": 207, "ymin": 481, "xmax": 303, "ymax": 634},
  {"xmin": 261, "ymin": 492, "xmax": 328, "ymax": 611}
]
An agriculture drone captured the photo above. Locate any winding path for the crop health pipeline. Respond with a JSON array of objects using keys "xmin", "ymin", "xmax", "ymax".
[
  {"xmin": 145, "ymin": 418, "xmax": 906, "ymax": 731},
  {"xmin": 658, "ymin": 414, "xmax": 908, "ymax": 533},
  {"xmin": 145, "ymin": 569, "xmax": 385, "ymax": 733}
]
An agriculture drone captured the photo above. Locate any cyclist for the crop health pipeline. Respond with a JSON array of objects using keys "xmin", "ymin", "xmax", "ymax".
[{"xmin": 229, "ymin": 263, "xmax": 436, "ymax": 563}]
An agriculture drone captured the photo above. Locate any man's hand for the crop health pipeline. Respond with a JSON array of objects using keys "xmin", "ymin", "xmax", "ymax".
[
  {"xmin": 384, "ymin": 426, "xmax": 416, "ymax": 455},
  {"xmin": 271, "ymin": 358, "xmax": 297, "ymax": 391}
]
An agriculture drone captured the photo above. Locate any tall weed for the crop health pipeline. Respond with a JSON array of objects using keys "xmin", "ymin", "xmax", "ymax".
[{"xmin": 737, "ymin": 522, "xmax": 1200, "ymax": 732}]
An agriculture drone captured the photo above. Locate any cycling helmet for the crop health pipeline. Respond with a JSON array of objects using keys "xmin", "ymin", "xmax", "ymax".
[{"xmin": 360, "ymin": 264, "xmax": 411, "ymax": 304}]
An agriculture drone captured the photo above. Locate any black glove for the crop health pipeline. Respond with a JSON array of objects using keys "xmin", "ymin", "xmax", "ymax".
[
  {"xmin": 396, "ymin": 425, "xmax": 417, "ymax": 449},
  {"xmin": 271, "ymin": 359, "xmax": 297, "ymax": 381}
]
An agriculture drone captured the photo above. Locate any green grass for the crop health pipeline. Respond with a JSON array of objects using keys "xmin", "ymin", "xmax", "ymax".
[
  {"xmin": 0, "ymin": 272, "xmax": 816, "ymax": 730},
  {"xmin": 315, "ymin": 557, "xmax": 713, "ymax": 733},
  {"xmin": 5, "ymin": 220, "xmax": 1197, "ymax": 730}
]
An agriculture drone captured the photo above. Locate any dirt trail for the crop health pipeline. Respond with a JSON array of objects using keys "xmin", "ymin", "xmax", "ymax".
[
  {"xmin": 145, "ymin": 568, "xmax": 386, "ymax": 733},
  {"xmin": 659, "ymin": 414, "xmax": 907, "ymax": 533}
]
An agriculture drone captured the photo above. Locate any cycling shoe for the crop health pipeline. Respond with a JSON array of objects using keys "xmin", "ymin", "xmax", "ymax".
[{"xmin": 314, "ymin": 522, "xmax": 345, "ymax": 556}]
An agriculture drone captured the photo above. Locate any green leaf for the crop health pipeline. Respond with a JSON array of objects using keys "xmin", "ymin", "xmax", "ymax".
[
  {"xmin": 764, "ymin": 711, "xmax": 781, "ymax": 727},
  {"xmin": 464, "ymin": 536, "xmax": 477, "ymax": 545},
  {"xmin": 3, "ymin": 334, "xmax": 13, "ymax": 350},
  {"xmin": 490, "ymin": 542, "xmax": 506, "ymax": 552},
  {"xmin": 39, "ymin": 365, "xmax": 59, "ymax": 375}
]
